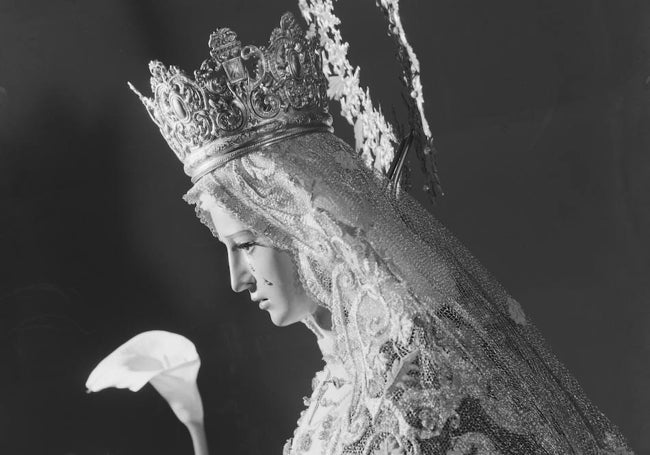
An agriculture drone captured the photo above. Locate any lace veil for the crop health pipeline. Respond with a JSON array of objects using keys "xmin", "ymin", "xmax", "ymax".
[{"xmin": 183, "ymin": 131, "xmax": 632, "ymax": 454}]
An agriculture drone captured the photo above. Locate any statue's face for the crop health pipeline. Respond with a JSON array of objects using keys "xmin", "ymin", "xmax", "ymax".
[{"xmin": 200, "ymin": 193, "xmax": 318, "ymax": 326}]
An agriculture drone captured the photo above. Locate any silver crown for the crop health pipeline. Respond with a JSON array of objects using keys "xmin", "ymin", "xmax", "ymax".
[{"xmin": 130, "ymin": 13, "xmax": 332, "ymax": 181}]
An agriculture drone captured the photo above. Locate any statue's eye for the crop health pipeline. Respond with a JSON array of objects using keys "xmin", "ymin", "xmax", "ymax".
[{"xmin": 235, "ymin": 241, "xmax": 257, "ymax": 252}]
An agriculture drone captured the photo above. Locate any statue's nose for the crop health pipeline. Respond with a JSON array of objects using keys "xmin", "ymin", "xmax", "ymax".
[{"xmin": 227, "ymin": 251, "xmax": 254, "ymax": 293}]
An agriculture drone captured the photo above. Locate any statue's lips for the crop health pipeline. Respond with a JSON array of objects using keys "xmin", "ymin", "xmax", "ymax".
[{"xmin": 258, "ymin": 299, "xmax": 270, "ymax": 310}]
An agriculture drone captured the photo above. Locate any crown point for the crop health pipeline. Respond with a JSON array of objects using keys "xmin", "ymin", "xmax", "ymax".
[{"xmin": 208, "ymin": 28, "xmax": 241, "ymax": 63}]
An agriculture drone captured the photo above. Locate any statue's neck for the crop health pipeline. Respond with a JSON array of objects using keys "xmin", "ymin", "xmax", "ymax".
[
  {"xmin": 302, "ymin": 308, "xmax": 332, "ymax": 340},
  {"xmin": 302, "ymin": 307, "xmax": 339, "ymax": 360}
]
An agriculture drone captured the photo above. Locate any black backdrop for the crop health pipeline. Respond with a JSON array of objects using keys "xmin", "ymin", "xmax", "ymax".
[{"xmin": 1, "ymin": 0, "xmax": 649, "ymax": 454}]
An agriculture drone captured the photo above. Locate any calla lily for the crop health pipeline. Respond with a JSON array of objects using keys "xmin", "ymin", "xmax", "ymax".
[{"xmin": 86, "ymin": 330, "xmax": 209, "ymax": 455}]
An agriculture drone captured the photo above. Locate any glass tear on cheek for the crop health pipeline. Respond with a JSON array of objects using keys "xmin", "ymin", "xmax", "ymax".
[{"xmin": 263, "ymin": 278, "xmax": 274, "ymax": 286}]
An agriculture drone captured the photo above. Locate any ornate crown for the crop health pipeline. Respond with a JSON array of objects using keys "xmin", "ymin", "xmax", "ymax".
[{"xmin": 129, "ymin": 13, "xmax": 332, "ymax": 181}]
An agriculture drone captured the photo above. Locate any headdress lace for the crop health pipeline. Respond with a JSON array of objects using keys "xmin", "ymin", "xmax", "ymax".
[{"xmin": 184, "ymin": 132, "xmax": 632, "ymax": 454}]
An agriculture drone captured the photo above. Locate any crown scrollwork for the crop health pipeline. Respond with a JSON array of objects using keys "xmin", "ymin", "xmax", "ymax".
[{"xmin": 130, "ymin": 13, "xmax": 332, "ymax": 181}]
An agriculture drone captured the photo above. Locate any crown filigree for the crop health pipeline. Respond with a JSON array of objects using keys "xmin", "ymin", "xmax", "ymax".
[{"xmin": 129, "ymin": 13, "xmax": 332, "ymax": 181}]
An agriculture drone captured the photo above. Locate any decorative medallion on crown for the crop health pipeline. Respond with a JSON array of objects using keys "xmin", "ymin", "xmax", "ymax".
[{"xmin": 130, "ymin": 13, "xmax": 332, "ymax": 181}]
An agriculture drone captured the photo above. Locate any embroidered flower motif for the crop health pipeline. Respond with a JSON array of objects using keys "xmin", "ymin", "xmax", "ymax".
[
  {"xmin": 298, "ymin": 432, "xmax": 313, "ymax": 452},
  {"xmin": 448, "ymin": 411, "xmax": 461, "ymax": 430},
  {"xmin": 319, "ymin": 414, "xmax": 335, "ymax": 441},
  {"xmin": 343, "ymin": 407, "xmax": 370, "ymax": 444},
  {"xmin": 418, "ymin": 407, "xmax": 438, "ymax": 432}
]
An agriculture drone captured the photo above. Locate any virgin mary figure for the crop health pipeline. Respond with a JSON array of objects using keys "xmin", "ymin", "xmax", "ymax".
[{"xmin": 129, "ymin": 11, "xmax": 634, "ymax": 455}]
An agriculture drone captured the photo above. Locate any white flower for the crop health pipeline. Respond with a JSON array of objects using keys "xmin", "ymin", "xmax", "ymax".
[{"xmin": 86, "ymin": 330, "xmax": 204, "ymax": 424}]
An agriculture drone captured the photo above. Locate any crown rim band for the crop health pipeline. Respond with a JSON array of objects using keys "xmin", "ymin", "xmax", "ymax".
[{"xmin": 190, "ymin": 125, "xmax": 333, "ymax": 183}]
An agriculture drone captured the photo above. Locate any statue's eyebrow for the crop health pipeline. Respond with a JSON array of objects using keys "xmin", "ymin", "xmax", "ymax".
[{"xmin": 220, "ymin": 230, "xmax": 254, "ymax": 243}]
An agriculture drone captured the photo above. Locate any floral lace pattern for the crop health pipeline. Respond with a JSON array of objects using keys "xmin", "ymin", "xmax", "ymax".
[{"xmin": 184, "ymin": 132, "xmax": 633, "ymax": 454}]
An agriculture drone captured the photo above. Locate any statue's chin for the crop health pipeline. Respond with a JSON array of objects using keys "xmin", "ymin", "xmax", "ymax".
[
  {"xmin": 269, "ymin": 314, "xmax": 294, "ymax": 327},
  {"xmin": 267, "ymin": 299, "xmax": 323, "ymax": 327},
  {"xmin": 268, "ymin": 309, "xmax": 301, "ymax": 327}
]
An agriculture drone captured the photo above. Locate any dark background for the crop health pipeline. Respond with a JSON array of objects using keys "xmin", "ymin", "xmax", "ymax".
[{"xmin": 1, "ymin": 0, "xmax": 649, "ymax": 453}]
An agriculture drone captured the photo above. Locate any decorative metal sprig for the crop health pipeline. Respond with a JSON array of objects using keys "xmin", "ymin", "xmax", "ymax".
[{"xmin": 300, "ymin": 0, "xmax": 443, "ymax": 204}]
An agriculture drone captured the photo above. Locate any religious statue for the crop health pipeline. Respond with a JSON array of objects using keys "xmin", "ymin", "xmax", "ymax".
[{"xmin": 114, "ymin": 6, "xmax": 634, "ymax": 455}]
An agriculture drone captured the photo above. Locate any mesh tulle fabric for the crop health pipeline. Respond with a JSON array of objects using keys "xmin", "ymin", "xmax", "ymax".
[{"xmin": 184, "ymin": 132, "xmax": 632, "ymax": 455}]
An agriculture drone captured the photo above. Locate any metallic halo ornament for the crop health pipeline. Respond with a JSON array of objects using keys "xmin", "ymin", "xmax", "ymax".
[{"xmin": 299, "ymin": 0, "xmax": 443, "ymax": 203}]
